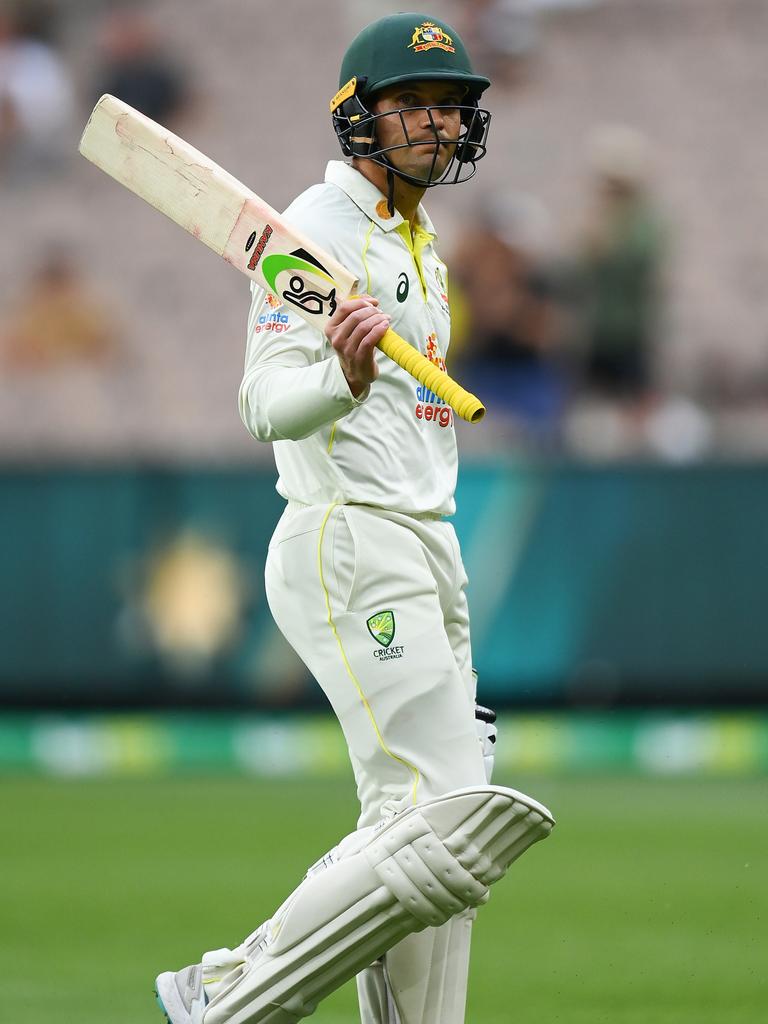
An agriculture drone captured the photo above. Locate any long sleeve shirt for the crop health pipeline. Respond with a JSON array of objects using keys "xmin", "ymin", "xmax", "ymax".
[{"xmin": 239, "ymin": 160, "xmax": 458, "ymax": 517}]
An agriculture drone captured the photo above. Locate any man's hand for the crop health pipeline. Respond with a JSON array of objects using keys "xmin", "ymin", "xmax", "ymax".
[{"xmin": 324, "ymin": 295, "xmax": 390, "ymax": 398}]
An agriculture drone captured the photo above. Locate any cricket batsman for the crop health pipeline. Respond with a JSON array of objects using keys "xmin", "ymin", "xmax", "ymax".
[{"xmin": 155, "ymin": 13, "xmax": 554, "ymax": 1023}]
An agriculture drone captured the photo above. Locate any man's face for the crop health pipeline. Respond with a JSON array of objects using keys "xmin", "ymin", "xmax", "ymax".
[{"xmin": 370, "ymin": 81, "xmax": 467, "ymax": 182}]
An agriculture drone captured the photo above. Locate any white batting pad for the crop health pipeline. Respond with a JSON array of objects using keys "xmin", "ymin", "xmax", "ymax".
[
  {"xmin": 357, "ymin": 910, "xmax": 476, "ymax": 1024},
  {"xmin": 203, "ymin": 785, "xmax": 554, "ymax": 1024}
]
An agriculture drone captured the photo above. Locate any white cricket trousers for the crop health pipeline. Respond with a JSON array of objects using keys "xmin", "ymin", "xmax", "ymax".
[{"xmin": 265, "ymin": 501, "xmax": 487, "ymax": 1023}]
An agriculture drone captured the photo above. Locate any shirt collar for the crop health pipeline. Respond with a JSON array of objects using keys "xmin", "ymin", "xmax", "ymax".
[{"xmin": 324, "ymin": 160, "xmax": 437, "ymax": 239}]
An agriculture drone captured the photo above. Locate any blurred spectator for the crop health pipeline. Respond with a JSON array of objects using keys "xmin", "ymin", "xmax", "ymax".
[
  {"xmin": 459, "ymin": 0, "xmax": 541, "ymax": 87},
  {"xmin": 93, "ymin": 7, "xmax": 190, "ymax": 127},
  {"xmin": 450, "ymin": 192, "xmax": 567, "ymax": 442},
  {"xmin": 0, "ymin": 2, "xmax": 77, "ymax": 182},
  {"xmin": 571, "ymin": 124, "xmax": 666, "ymax": 403},
  {"xmin": 2, "ymin": 250, "xmax": 119, "ymax": 370}
]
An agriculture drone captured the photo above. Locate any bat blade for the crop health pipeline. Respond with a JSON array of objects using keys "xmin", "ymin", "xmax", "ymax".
[{"xmin": 78, "ymin": 94, "xmax": 356, "ymax": 329}]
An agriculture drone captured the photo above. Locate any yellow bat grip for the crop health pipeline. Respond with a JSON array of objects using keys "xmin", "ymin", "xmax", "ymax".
[{"xmin": 377, "ymin": 328, "xmax": 485, "ymax": 423}]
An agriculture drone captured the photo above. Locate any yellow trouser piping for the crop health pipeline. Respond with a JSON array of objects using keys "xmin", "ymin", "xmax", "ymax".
[{"xmin": 317, "ymin": 503, "xmax": 420, "ymax": 804}]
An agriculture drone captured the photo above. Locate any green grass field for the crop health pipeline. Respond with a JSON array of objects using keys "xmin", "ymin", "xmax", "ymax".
[{"xmin": 3, "ymin": 773, "xmax": 766, "ymax": 1023}]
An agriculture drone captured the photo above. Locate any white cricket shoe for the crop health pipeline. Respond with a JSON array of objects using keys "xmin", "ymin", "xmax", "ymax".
[{"xmin": 155, "ymin": 964, "xmax": 208, "ymax": 1024}]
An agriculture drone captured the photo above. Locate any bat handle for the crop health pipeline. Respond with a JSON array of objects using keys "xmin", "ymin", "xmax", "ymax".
[{"xmin": 377, "ymin": 328, "xmax": 485, "ymax": 423}]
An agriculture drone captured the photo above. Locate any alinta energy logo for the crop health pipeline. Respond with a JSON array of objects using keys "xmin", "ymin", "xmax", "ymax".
[
  {"xmin": 255, "ymin": 289, "xmax": 290, "ymax": 334},
  {"xmin": 415, "ymin": 332, "xmax": 453, "ymax": 428},
  {"xmin": 425, "ymin": 333, "xmax": 446, "ymax": 372},
  {"xmin": 262, "ymin": 248, "xmax": 339, "ymax": 317},
  {"xmin": 367, "ymin": 610, "xmax": 404, "ymax": 662},
  {"xmin": 253, "ymin": 309, "xmax": 290, "ymax": 335},
  {"xmin": 408, "ymin": 21, "xmax": 455, "ymax": 54}
]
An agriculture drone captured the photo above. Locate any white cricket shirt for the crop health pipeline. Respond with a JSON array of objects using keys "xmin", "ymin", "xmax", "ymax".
[{"xmin": 239, "ymin": 160, "xmax": 458, "ymax": 516}]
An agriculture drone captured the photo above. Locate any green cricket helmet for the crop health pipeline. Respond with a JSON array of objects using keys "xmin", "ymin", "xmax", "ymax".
[{"xmin": 330, "ymin": 13, "xmax": 492, "ymax": 188}]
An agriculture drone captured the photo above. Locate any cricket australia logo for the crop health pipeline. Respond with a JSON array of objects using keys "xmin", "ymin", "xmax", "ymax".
[
  {"xmin": 367, "ymin": 610, "xmax": 395, "ymax": 646},
  {"xmin": 408, "ymin": 21, "xmax": 456, "ymax": 54},
  {"xmin": 261, "ymin": 248, "xmax": 338, "ymax": 317},
  {"xmin": 367, "ymin": 610, "xmax": 405, "ymax": 662}
]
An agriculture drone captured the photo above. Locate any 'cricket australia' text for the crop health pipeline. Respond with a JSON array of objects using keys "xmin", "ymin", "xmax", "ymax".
[{"xmin": 373, "ymin": 645, "xmax": 405, "ymax": 661}]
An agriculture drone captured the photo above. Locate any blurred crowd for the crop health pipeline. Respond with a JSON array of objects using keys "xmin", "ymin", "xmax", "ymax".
[
  {"xmin": 0, "ymin": 1, "xmax": 189, "ymax": 182},
  {"xmin": 450, "ymin": 121, "xmax": 676, "ymax": 457},
  {"xmin": 1, "ymin": 0, "xmax": 766, "ymax": 462}
]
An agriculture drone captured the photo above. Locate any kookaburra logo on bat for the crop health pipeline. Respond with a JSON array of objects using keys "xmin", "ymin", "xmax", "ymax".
[
  {"xmin": 262, "ymin": 248, "xmax": 338, "ymax": 317},
  {"xmin": 245, "ymin": 224, "xmax": 274, "ymax": 271}
]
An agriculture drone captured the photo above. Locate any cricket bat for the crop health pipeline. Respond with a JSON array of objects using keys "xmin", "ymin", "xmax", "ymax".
[{"xmin": 78, "ymin": 95, "xmax": 485, "ymax": 422}]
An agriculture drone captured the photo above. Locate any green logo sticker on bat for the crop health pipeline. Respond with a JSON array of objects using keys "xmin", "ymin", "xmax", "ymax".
[{"xmin": 262, "ymin": 248, "xmax": 338, "ymax": 316}]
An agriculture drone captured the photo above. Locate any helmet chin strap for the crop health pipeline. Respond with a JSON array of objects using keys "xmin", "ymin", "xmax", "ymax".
[{"xmin": 386, "ymin": 164, "xmax": 396, "ymax": 217}]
